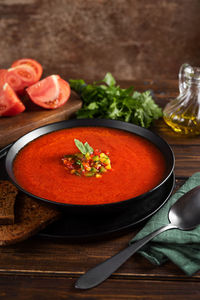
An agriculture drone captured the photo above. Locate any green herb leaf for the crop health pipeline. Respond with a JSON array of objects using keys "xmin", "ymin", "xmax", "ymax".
[
  {"xmin": 70, "ymin": 73, "xmax": 162, "ymax": 128},
  {"xmin": 74, "ymin": 139, "xmax": 87, "ymax": 155},
  {"xmin": 74, "ymin": 139, "xmax": 94, "ymax": 155},
  {"xmin": 102, "ymin": 72, "xmax": 116, "ymax": 87},
  {"xmin": 69, "ymin": 79, "xmax": 86, "ymax": 94},
  {"xmin": 84, "ymin": 142, "xmax": 93, "ymax": 154}
]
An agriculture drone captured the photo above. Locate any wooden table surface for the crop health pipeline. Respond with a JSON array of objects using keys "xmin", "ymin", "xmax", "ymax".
[{"xmin": 1, "ymin": 79, "xmax": 200, "ymax": 299}]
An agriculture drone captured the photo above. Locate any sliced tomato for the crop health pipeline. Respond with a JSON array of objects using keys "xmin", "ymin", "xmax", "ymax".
[
  {"xmin": 57, "ymin": 78, "xmax": 71, "ymax": 107},
  {"xmin": 4, "ymin": 65, "xmax": 37, "ymax": 92},
  {"xmin": 26, "ymin": 75, "xmax": 71, "ymax": 109},
  {"xmin": 0, "ymin": 69, "xmax": 8, "ymax": 88},
  {"xmin": 26, "ymin": 75, "xmax": 60, "ymax": 108},
  {"xmin": 0, "ymin": 83, "xmax": 25, "ymax": 116},
  {"xmin": 11, "ymin": 58, "xmax": 43, "ymax": 82}
]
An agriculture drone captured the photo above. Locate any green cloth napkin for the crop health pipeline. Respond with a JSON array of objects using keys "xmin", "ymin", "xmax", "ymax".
[{"xmin": 130, "ymin": 172, "xmax": 200, "ymax": 276}]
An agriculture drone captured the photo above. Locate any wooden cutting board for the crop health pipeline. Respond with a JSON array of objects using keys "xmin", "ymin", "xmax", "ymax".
[{"xmin": 0, "ymin": 91, "xmax": 82, "ymax": 149}]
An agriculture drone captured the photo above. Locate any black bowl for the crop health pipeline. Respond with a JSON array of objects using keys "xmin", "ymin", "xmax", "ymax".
[{"xmin": 5, "ymin": 119, "xmax": 175, "ymax": 214}]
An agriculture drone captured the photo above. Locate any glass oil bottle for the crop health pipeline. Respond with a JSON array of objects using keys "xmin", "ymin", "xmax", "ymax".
[{"xmin": 163, "ymin": 63, "xmax": 200, "ymax": 136}]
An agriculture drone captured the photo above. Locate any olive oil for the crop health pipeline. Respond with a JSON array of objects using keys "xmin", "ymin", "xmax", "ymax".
[
  {"xmin": 163, "ymin": 63, "xmax": 200, "ymax": 136},
  {"xmin": 163, "ymin": 114, "xmax": 200, "ymax": 135}
]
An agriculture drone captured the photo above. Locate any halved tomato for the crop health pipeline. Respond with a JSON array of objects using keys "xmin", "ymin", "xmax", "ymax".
[
  {"xmin": 0, "ymin": 83, "xmax": 25, "ymax": 116},
  {"xmin": 1, "ymin": 65, "xmax": 37, "ymax": 93},
  {"xmin": 0, "ymin": 69, "xmax": 8, "ymax": 87},
  {"xmin": 11, "ymin": 58, "xmax": 43, "ymax": 82},
  {"xmin": 57, "ymin": 78, "xmax": 71, "ymax": 107},
  {"xmin": 26, "ymin": 75, "xmax": 71, "ymax": 109}
]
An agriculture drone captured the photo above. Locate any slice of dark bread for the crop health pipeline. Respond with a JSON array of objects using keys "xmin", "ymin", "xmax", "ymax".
[
  {"xmin": 0, "ymin": 180, "xmax": 18, "ymax": 224},
  {"xmin": 0, "ymin": 192, "xmax": 62, "ymax": 246}
]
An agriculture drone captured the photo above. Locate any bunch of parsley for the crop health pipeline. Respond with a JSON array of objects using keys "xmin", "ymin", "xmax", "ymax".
[{"xmin": 69, "ymin": 73, "xmax": 162, "ymax": 128}]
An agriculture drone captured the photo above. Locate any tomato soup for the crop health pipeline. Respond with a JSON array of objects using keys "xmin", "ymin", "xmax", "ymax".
[{"xmin": 13, "ymin": 127, "xmax": 166, "ymax": 205}]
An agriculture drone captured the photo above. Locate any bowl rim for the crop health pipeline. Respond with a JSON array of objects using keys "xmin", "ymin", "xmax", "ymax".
[{"xmin": 5, "ymin": 118, "xmax": 175, "ymax": 209}]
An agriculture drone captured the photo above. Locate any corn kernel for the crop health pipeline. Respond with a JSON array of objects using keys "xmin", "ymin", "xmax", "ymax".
[
  {"xmin": 71, "ymin": 169, "xmax": 76, "ymax": 174},
  {"xmin": 96, "ymin": 174, "xmax": 102, "ymax": 178},
  {"xmin": 105, "ymin": 164, "xmax": 111, "ymax": 170}
]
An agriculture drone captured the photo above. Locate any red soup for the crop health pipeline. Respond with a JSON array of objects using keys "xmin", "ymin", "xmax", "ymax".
[{"xmin": 13, "ymin": 127, "xmax": 166, "ymax": 205}]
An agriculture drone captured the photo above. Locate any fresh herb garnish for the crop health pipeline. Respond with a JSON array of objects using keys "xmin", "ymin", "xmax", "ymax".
[
  {"xmin": 74, "ymin": 139, "xmax": 94, "ymax": 155},
  {"xmin": 62, "ymin": 140, "xmax": 111, "ymax": 178},
  {"xmin": 69, "ymin": 73, "xmax": 162, "ymax": 128}
]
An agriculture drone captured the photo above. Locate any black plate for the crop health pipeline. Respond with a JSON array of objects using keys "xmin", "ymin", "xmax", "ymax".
[
  {"xmin": 0, "ymin": 146, "xmax": 174, "ymax": 239},
  {"xmin": 5, "ymin": 119, "xmax": 174, "ymax": 214}
]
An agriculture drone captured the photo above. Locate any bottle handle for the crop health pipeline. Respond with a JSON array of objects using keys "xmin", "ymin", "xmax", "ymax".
[{"xmin": 179, "ymin": 63, "xmax": 191, "ymax": 95}]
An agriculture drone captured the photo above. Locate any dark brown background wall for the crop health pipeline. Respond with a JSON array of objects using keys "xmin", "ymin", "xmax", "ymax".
[{"xmin": 0, "ymin": 0, "xmax": 200, "ymax": 81}]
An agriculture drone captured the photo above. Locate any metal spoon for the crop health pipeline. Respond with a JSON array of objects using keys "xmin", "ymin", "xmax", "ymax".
[{"xmin": 75, "ymin": 185, "xmax": 200, "ymax": 289}]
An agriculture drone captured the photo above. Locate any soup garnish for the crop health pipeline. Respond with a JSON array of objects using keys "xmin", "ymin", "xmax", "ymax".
[{"xmin": 62, "ymin": 139, "xmax": 112, "ymax": 178}]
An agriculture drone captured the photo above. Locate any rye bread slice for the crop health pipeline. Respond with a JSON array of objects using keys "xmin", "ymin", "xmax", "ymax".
[
  {"xmin": 0, "ymin": 192, "xmax": 61, "ymax": 246},
  {"xmin": 0, "ymin": 180, "xmax": 18, "ymax": 224}
]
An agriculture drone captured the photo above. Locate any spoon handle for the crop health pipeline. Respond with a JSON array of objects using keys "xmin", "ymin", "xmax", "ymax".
[{"xmin": 75, "ymin": 223, "xmax": 177, "ymax": 289}]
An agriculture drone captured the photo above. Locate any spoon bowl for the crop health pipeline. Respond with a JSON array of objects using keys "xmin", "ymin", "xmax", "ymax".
[{"xmin": 169, "ymin": 186, "xmax": 200, "ymax": 230}]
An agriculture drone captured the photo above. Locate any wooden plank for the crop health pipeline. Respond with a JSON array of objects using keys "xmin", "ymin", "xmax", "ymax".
[
  {"xmin": 0, "ymin": 234, "xmax": 185, "ymax": 277},
  {"xmin": 120, "ymin": 79, "xmax": 179, "ymax": 92},
  {"xmin": 0, "ymin": 233, "xmax": 195, "ymax": 279},
  {"xmin": 0, "ymin": 275, "xmax": 199, "ymax": 300},
  {"xmin": 169, "ymin": 145, "xmax": 200, "ymax": 177}
]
